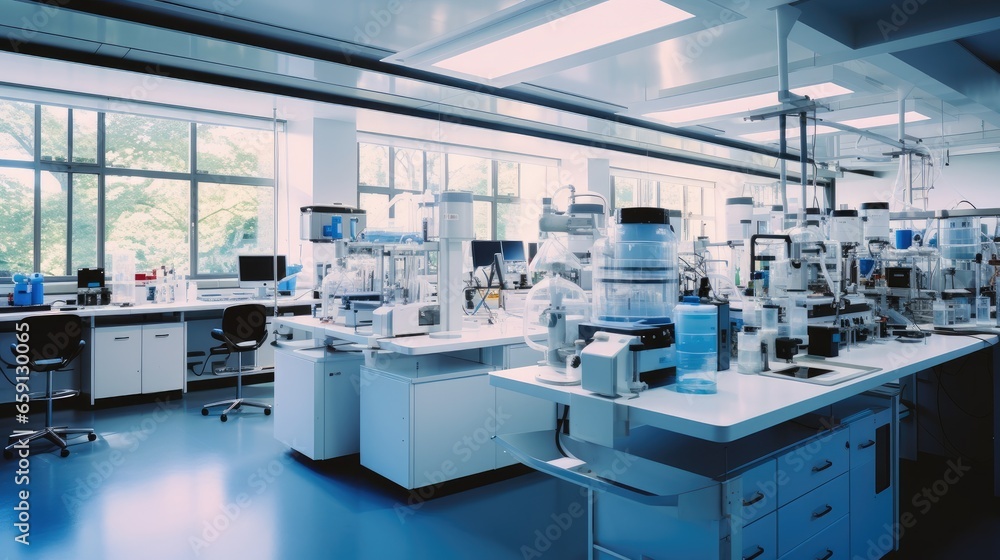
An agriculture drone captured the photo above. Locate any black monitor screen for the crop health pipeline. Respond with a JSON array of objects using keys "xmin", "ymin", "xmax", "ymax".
[
  {"xmin": 528, "ymin": 243, "xmax": 538, "ymax": 264},
  {"xmin": 238, "ymin": 255, "xmax": 287, "ymax": 287},
  {"xmin": 77, "ymin": 267, "xmax": 105, "ymax": 289},
  {"xmin": 471, "ymin": 241, "xmax": 502, "ymax": 269},
  {"xmin": 501, "ymin": 240, "xmax": 526, "ymax": 262}
]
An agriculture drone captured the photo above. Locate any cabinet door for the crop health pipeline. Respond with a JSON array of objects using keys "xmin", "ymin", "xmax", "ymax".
[
  {"xmin": 359, "ymin": 368, "xmax": 412, "ymax": 487},
  {"xmin": 141, "ymin": 323, "xmax": 184, "ymax": 394},
  {"xmin": 94, "ymin": 326, "xmax": 142, "ymax": 398}
]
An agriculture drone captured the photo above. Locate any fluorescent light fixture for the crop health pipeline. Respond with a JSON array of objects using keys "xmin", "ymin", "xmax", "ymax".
[
  {"xmin": 644, "ymin": 82, "xmax": 853, "ymax": 124},
  {"xmin": 741, "ymin": 111, "xmax": 932, "ymax": 143},
  {"xmin": 385, "ymin": 0, "xmax": 730, "ymax": 87},
  {"xmin": 433, "ymin": 0, "xmax": 694, "ymax": 80},
  {"xmin": 838, "ymin": 111, "xmax": 930, "ymax": 129}
]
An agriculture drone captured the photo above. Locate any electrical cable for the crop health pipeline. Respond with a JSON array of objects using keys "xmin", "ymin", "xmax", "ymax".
[
  {"xmin": 555, "ymin": 404, "xmax": 570, "ymax": 457},
  {"xmin": 933, "ymin": 368, "xmax": 990, "ymax": 419}
]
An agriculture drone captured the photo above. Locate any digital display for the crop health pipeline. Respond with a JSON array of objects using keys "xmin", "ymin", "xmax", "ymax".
[
  {"xmin": 238, "ymin": 255, "xmax": 287, "ymax": 288},
  {"xmin": 77, "ymin": 267, "xmax": 105, "ymax": 289},
  {"xmin": 470, "ymin": 240, "xmax": 502, "ymax": 269},
  {"xmin": 501, "ymin": 240, "xmax": 526, "ymax": 262}
]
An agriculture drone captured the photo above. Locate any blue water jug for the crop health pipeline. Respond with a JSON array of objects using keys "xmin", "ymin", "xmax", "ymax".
[
  {"xmin": 30, "ymin": 273, "xmax": 44, "ymax": 305},
  {"xmin": 12, "ymin": 273, "xmax": 30, "ymax": 306},
  {"xmin": 674, "ymin": 296, "xmax": 718, "ymax": 394}
]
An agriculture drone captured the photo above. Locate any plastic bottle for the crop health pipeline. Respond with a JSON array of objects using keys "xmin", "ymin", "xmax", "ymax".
[{"xmin": 675, "ymin": 296, "xmax": 718, "ymax": 394}]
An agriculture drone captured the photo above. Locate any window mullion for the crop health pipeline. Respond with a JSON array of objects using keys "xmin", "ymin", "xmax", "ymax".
[
  {"xmin": 97, "ymin": 112, "xmax": 106, "ymax": 269},
  {"xmin": 33, "ymin": 104, "xmax": 41, "ymax": 273},
  {"xmin": 190, "ymin": 122, "xmax": 198, "ymax": 276}
]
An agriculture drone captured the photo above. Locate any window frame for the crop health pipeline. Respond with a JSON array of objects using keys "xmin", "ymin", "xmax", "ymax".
[{"xmin": 0, "ymin": 101, "xmax": 280, "ymax": 282}]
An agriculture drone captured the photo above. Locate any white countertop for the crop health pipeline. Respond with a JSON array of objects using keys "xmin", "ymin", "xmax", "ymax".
[
  {"xmin": 0, "ymin": 296, "xmax": 316, "ymax": 323},
  {"xmin": 490, "ymin": 332, "xmax": 996, "ymax": 443},
  {"xmin": 276, "ymin": 315, "xmax": 545, "ymax": 355}
]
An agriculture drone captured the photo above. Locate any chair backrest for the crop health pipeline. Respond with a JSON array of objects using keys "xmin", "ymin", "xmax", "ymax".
[
  {"xmin": 15, "ymin": 314, "xmax": 86, "ymax": 371},
  {"xmin": 221, "ymin": 304, "xmax": 269, "ymax": 352}
]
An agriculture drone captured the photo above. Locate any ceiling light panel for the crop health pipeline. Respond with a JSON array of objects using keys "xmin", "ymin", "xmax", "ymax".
[
  {"xmin": 644, "ymin": 83, "xmax": 853, "ymax": 124},
  {"xmin": 385, "ymin": 0, "xmax": 742, "ymax": 88},
  {"xmin": 433, "ymin": 0, "xmax": 694, "ymax": 80}
]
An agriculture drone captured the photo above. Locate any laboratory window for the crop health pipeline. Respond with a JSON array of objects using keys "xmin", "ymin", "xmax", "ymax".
[
  {"xmin": 105, "ymin": 113, "xmax": 191, "ymax": 173},
  {"xmin": 197, "ymin": 183, "xmax": 276, "ymax": 274}
]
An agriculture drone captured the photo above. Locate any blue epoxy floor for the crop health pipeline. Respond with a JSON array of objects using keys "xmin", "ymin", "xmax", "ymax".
[{"xmin": 0, "ymin": 384, "xmax": 586, "ymax": 560}]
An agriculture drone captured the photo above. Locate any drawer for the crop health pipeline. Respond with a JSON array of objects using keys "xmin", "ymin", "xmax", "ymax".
[
  {"xmin": 738, "ymin": 459, "xmax": 777, "ymax": 525},
  {"xmin": 849, "ymin": 415, "xmax": 877, "ymax": 469},
  {"xmin": 741, "ymin": 511, "xmax": 776, "ymax": 560},
  {"xmin": 779, "ymin": 514, "xmax": 849, "ymax": 560},
  {"xmin": 777, "ymin": 473, "xmax": 849, "ymax": 555},
  {"xmin": 777, "ymin": 429, "xmax": 849, "ymax": 506}
]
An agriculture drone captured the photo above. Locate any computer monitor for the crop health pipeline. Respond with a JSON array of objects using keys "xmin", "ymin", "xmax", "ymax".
[
  {"xmin": 77, "ymin": 267, "xmax": 105, "ymax": 289},
  {"xmin": 238, "ymin": 255, "xmax": 287, "ymax": 290},
  {"xmin": 527, "ymin": 243, "xmax": 538, "ymax": 264},
  {"xmin": 470, "ymin": 240, "xmax": 502, "ymax": 270},
  {"xmin": 500, "ymin": 240, "xmax": 526, "ymax": 263}
]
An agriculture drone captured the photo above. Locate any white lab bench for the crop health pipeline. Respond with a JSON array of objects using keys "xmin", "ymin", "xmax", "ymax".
[
  {"xmin": 272, "ymin": 315, "xmax": 555, "ymax": 488},
  {"xmin": 490, "ymin": 333, "xmax": 997, "ymax": 560},
  {"xmin": 0, "ymin": 296, "xmax": 315, "ymax": 405},
  {"xmin": 273, "ymin": 341, "xmax": 365, "ymax": 461}
]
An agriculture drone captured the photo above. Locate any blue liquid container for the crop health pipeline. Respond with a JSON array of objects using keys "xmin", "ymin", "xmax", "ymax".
[
  {"xmin": 12, "ymin": 274, "xmax": 30, "ymax": 306},
  {"xmin": 29, "ymin": 273, "xmax": 44, "ymax": 305},
  {"xmin": 675, "ymin": 296, "xmax": 718, "ymax": 394}
]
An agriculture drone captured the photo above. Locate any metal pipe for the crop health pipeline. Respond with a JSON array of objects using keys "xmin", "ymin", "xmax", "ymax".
[
  {"xmin": 779, "ymin": 113, "xmax": 788, "ymax": 220},
  {"xmin": 799, "ymin": 112, "xmax": 808, "ymax": 227},
  {"xmin": 774, "ymin": 5, "xmax": 801, "ymax": 103}
]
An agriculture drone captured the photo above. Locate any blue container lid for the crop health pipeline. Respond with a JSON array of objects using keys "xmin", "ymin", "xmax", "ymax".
[{"xmin": 682, "ymin": 295, "xmax": 700, "ymax": 304}]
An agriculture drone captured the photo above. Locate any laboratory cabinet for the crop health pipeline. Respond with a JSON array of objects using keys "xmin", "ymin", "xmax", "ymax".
[
  {"xmin": 273, "ymin": 342, "xmax": 365, "ymax": 460},
  {"xmin": 499, "ymin": 392, "xmax": 898, "ymax": 560},
  {"xmin": 87, "ymin": 323, "xmax": 184, "ymax": 400},
  {"xmin": 359, "ymin": 353, "xmax": 553, "ymax": 489}
]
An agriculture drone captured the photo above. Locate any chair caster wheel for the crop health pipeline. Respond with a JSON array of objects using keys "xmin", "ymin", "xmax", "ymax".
[
  {"xmin": 88, "ymin": 433, "xmax": 97, "ymax": 442},
  {"xmin": 202, "ymin": 408, "xmax": 209, "ymax": 416},
  {"xmin": 60, "ymin": 448, "xmax": 70, "ymax": 458},
  {"xmin": 220, "ymin": 414, "xmax": 228, "ymax": 423},
  {"xmin": 2, "ymin": 449, "xmax": 12, "ymax": 460},
  {"xmin": 264, "ymin": 408, "xmax": 271, "ymax": 416}
]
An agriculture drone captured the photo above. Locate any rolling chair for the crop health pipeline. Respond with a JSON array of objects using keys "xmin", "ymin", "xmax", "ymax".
[
  {"xmin": 201, "ymin": 304, "xmax": 273, "ymax": 422},
  {"xmin": 3, "ymin": 314, "xmax": 96, "ymax": 459}
]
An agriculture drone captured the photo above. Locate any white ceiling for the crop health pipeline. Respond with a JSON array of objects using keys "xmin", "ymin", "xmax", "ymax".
[{"xmin": 0, "ymin": 0, "xmax": 999, "ymax": 174}]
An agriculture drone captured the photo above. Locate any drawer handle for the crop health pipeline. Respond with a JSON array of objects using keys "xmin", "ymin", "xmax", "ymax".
[
  {"xmin": 812, "ymin": 460, "xmax": 833, "ymax": 473},
  {"xmin": 817, "ymin": 549, "xmax": 834, "ymax": 560},
  {"xmin": 114, "ymin": 336, "xmax": 130, "ymax": 341},
  {"xmin": 812, "ymin": 504, "xmax": 833, "ymax": 519},
  {"xmin": 859, "ymin": 439, "xmax": 876, "ymax": 449},
  {"xmin": 743, "ymin": 546, "xmax": 765, "ymax": 560},
  {"xmin": 742, "ymin": 491, "xmax": 765, "ymax": 507},
  {"xmin": 155, "ymin": 334, "xmax": 170, "ymax": 338}
]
